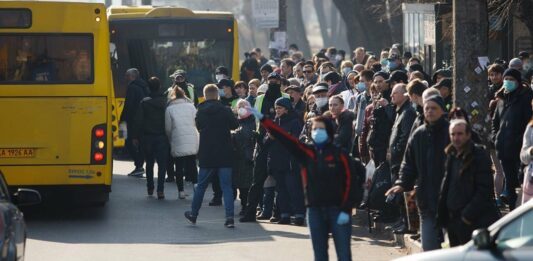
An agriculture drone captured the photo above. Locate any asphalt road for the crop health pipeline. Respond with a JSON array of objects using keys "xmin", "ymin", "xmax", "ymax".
[{"xmin": 23, "ymin": 160, "xmax": 404, "ymax": 261}]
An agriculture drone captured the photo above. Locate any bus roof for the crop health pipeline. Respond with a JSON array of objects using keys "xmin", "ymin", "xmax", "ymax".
[{"xmin": 108, "ymin": 6, "xmax": 234, "ymax": 20}]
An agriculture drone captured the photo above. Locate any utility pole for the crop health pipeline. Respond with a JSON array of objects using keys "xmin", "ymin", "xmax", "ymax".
[
  {"xmin": 270, "ymin": 0, "xmax": 287, "ymax": 60},
  {"xmin": 452, "ymin": 0, "xmax": 490, "ymax": 139}
]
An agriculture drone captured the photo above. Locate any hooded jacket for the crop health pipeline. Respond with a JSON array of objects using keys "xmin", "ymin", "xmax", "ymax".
[
  {"xmin": 333, "ymin": 110, "xmax": 355, "ymax": 153},
  {"xmin": 396, "ymin": 116, "xmax": 450, "ymax": 214},
  {"xmin": 492, "ymin": 86, "xmax": 533, "ymax": 161},
  {"xmin": 120, "ymin": 79, "xmax": 149, "ymax": 124},
  {"xmin": 131, "ymin": 92, "xmax": 167, "ymax": 138},
  {"xmin": 196, "ymin": 99, "xmax": 239, "ymax": 168},
  {"xmin": 165, "ymin": 98, "xmax": 199, "ymax": 157}
]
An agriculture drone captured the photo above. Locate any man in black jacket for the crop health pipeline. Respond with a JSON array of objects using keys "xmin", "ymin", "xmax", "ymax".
[
  {"xmin": 386, "ymin": 95, "xmax": 450, "ymax": 251},
  {"xmin": 437, "ymin": 120, "xmax": 500, "ymax": 247},
  {"xmin": 131, "ymin": 77, "xmax": 169, "ymax": 199},
  {"xmin": 492, "ymin": 68, "xmax": 533, "ymax": 210},
  {"xmin": 120, "ymin": 68, "xmax": 149, "ymax": 177},
  {"xmin": 185, "ymin": 84, "xmax": 239, "ymax": 228},
  {"xmin": 367, "ymin": 71, "xmax": 394, "ymax": 166}
]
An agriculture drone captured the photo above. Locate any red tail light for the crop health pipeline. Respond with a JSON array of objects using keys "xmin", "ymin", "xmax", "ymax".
[
  {"xmin": 94, "ymin": 152, "xmax": 104, "ymax": 161},
  {"xmin": 95, "ymin": 128, "xmax": 105, "ymax": 138}
]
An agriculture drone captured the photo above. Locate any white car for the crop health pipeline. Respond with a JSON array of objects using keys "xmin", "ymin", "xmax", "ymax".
[{"xmin": 394, "ymin": 200, "xmax": 533, "ymax": 261}]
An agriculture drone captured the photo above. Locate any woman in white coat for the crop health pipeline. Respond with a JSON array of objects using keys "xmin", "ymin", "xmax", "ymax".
[
  {"xmin": 520, "ymin": 99, "xmax": 533, "ymax": 204},
  {"xmin": 165, "ymin": 86, "xmax": 199, "ymax": 199}
]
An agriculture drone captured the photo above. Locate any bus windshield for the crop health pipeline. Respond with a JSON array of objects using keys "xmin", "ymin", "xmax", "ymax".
[
  {"xmin": 0, "ymin": 34, "xmax": 93, "ymax": 83},
  {"xmin": 110, "ymin": 19, "xmax": 234, "ymax": 97}
]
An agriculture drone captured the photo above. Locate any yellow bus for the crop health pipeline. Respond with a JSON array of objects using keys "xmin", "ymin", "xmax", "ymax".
[
  {"xmin": 0, "ymin": 2, "xmax": 113, "ymax": 205},
  {"xmin": 108, "ymin": 6, "xmax": 239, "ymax": 147}
]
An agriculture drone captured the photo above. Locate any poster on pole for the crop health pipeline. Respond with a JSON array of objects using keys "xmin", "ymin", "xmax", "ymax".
[{"xmin": 252, "ymin": 0, "xmax": 279, "ymax": 29}]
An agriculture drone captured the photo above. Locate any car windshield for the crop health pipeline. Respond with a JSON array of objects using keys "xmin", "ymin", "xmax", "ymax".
[{"xmin": 496, "ymin": 209, "xmax": 533, "ymax": 249}]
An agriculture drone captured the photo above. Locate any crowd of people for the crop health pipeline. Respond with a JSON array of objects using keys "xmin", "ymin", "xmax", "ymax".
[{"xmin": 118, "ymin": 44, "xmax": 533, "ymax": 260}]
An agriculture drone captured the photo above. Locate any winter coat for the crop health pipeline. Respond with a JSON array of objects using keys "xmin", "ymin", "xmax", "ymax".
[
  {"xmin": 260, "ymin": 118, "xmax": 359, "ymax": 213},
  {"xmin": 165, "ymin": 98, "xmax": 199, "ymax": 157},
  {"xmin": 396, "ymin": 116, "xmax": 450, "ymax": 214},
  {"xmin": 520, "ymin": 125, "xmax": 533, "ymax": 203},
  {"xmin": 267, "ymin": 113, "xmax": 301, "ymax": 172},
  {"xmin": 232, "ymin": 116, "xmax": 257, "ymax": 188},
  {"xmin": 333, "ymin": 110, "xmax": 355, "ymax": 153},
  {"xmin": 196, "ymin": 99, "xmax": 239, "ymax": 168},
  {"xmin": 131, "ymin": 92, "xmax": 167, "ymax": 139},
  {"xmin": 367, "ymin": 102, "xmax": 394, "ymax": 155},
  {"xmin": 437, "ymin": 141, "xmax": 500, "ymax": 229},
  {"xmin": 389, "ymin": 101, "xmax": 416, "ymax": 180},
  {"xmin": 358, "ymin": 103, "xmax": 374, "ymax": 163},
  {"xmin": 120, "ymin": 79, "xmax": 149, "ymax": 124},
  {"xmin": 354, "ymin": 91, "xmax": 372, "ymax": 135},
  {"xmin": 410, "ymin": 104, "xmax": 424, "ymax": 136},
  {"xmin": 491, "ymin": 86, "xmax": 533, "ymax": 161}
]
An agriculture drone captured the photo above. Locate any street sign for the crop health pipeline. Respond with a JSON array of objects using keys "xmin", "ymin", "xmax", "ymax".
[{"xmin": 252, "ymin": 0, "xmax": 279, "ymax": 29}]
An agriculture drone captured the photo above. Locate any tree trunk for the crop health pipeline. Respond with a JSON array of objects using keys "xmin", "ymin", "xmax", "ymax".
[
  {"xmin": 453, "ymin": 0, "xmax": 490, "ymax": 138},
  {"xmin": 314, "ymin": 0, "xmax": 331, "ymax": 47},
  {"xmin": 516, "ymin": 0, "xmax": 533, "ymax": 52},
  {"xmin": 287, "ymin": 0, "xmax": 312, "ymax": 57}
]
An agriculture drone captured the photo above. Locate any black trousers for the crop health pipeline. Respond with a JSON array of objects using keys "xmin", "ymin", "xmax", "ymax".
[
  {"xmin": 447, "ymin": 216, "xmax": 473, "ymax": 247},
  {"xmin": 500, "ymin": 158, "xmax": 520, "ymax": 210},
  {"xmin": 170, "ymin": 155, "xmax": 198, "ymax": 191},
  {"xmin": 125, "ymin": 137, "xmax": 144, "ymax": 169},
  {"xmin": 244, "ymin": 147, "xmax": 269, "ymax": 217}
]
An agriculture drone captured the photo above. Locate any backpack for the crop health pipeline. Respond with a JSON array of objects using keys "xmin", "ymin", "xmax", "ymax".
[
  {"xmin": 367, "ymin": 161, "xmax": 392, "ymax": 211},
  {"xmin": 335, "ymin": 149, "xmax": 366, "ymax": 207}
]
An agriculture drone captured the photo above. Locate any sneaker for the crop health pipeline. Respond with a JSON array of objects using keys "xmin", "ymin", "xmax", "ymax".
[
  {"xmin": 256, "ymin": 215, "xmax": 271, "ymax": 220},
  {"xmin": 277, "ymin": 217, "xmax": 291, "ymax": 225},
  {"xmin": 157, "ymin": 191, "xmax": 165, "ymax": 200},
  {"xmin": 178, "ymin": 191, "xmax": 186, "ymax": 199},
  {"xmin": 224, "ymin": 218, "xmax": 235, "ymax": 228},
  {"xmin": 147, "ymin": 188, "xmax": 154, "ymax": 196},
  {"xmin": 269, "ymin": 217, "xmax": 280, "ymax": 223},
  {"xmin": 208, "ymin": 198, "xmax": 222, "ymax": 206},
  {"xmin": 128, "ymin": 168, "xmax": 144, "ymax": 177},
  {"xmin": 184, "ymin": 211, "xmax": 197, "ymax": 225},
  {"xmin": 293, "ymin": 217, "xmax": 305, "ymax": 226},
  {"xmin": 239, "ymin": 215, "xmax": 256, "ymax": 223}
]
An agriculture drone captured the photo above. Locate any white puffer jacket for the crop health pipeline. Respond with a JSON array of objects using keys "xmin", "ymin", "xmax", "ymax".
[{"xmin": 165, "ymin": 98, "xmax": 199, "ymax": 157}]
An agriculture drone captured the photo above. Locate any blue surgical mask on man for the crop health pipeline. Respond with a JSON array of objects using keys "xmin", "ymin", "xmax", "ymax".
[
  {"xmin": 388, "ymin": 60, "xmax": 397, "ymax": 71},
  {"xmin": 311, "ymin": 128, "xmax": 328, "ymax": 145},
  {"xmin": 218, "ymin": 88, "xmax": 225, "ymax": 97},
  {"xmin": 356, "ymin": 82, "xmax": 367, "ymax": 92},
  {"xmin": 503, "ymin": 79, "xmax": 518, "ymax": 93}
]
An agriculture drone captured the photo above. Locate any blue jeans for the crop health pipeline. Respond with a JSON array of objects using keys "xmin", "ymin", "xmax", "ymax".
[
  {"xmin": 191, "ymin": 168, "xmax": 234, "ymax": 218},
  {"xmin": 307, "ymin": 207, "xmax": 352, "ymax": 261},
  {"xmin": 141, "ymin": 135, "xmax": 169, "ymax": 192},
  {"xmin": 420, "ymin": 211, "xmax": 442, "ymax": 251}
]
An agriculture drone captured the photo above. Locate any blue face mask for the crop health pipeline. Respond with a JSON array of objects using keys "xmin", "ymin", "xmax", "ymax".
[
  {"xmin": 343, "ymin": 67, "xmax": 351, "ymax": 76},
  {"xmin": 311, "ymin": 128, "xmax": 328, "ymax": 145},
  {"xmin": 503, "ymin": 80, "xmax": 518, "ymax": 93},
  {"xmin": 356, "ymin": 82, "xmax": 367, "ymax": 92},
  {"xmin": 388, "ymin": 60, "xmax": 397, "ymax": 70},
  {"xmin": 218, "ymin": 88, "xmax": 225, "ymax": 97}
]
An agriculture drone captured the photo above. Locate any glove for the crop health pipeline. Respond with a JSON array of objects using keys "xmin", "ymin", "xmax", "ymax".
[
  {"xmin": 336, "ymin": 212, "xmax": 350, "ymax": 225},
  {"xmin": 248, "ymin": 107, "xmax": 264, "ymax": 120}
]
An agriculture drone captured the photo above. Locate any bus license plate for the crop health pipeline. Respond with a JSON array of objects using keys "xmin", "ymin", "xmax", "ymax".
[{"xmin": 0, "ymin": 148, "xmax": 36, "ymax": 158}]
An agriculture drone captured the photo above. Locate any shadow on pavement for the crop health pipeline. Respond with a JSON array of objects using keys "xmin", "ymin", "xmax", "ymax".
[{"xmin": 23, "ymin": 174, "xmax": 310, "ymax": 245}]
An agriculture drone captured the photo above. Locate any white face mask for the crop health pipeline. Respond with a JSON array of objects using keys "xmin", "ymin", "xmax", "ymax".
[
  {"xmin": 215, "ymin": 74, "xmax": 224, "ymax": 82},
  {"xmin": 335, "ymin": 54, "xmax": 343, "ymax": 62},
  {"xmin": 237, "ymin": 107, "xmax": 249, "ymax": 118},
  {"xmin": 315, "ymin": 97, "xmax": 328, "ymax": 108}
]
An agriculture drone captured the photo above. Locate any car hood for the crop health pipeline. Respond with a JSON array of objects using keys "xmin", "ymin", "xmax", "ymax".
[{"xmin": 393, "ymin": 245, "xmax": 468, "ymax": 261}]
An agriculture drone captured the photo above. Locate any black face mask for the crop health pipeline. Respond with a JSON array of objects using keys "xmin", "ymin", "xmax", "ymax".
[
  {"xmin": 265, "ymin": 83, "xmax": 281, "ymax": 99},
  {"xmin": 176, "ymin": 81, "xmax": 187, "ymax": 88}
]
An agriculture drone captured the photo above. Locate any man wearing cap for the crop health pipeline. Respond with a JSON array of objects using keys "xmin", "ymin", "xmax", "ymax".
[
  {"xmin": 240, "ymin": 72, "xmax": 289, "ymax": 222},
  {"xmin": 215, "ymin": 66, "xmax": 230, "ymax": 82},
  {"xmin": 218, "ymin": 79, "xmax": 239, "ymax": 109},
  {"xmin": 433, "ymin": 78, "xmax": 452, "ymax": 112},
  {"xmin": 492, "ymin": 68, "xmax": 533, "ymax": 210},
  {"xmin": 266, "ymin": 97, "xmax": 305, "ymax": 225},
  {"xmin": 387, "ymin": 53, "xmax": 406, "ymax": 73},
  {"xmin": 285, "ymin": 85, "xmax": 305, "ymax": 124},
  {"xmin": 386, "ymin": 95, "xmax": 450, "ymax": 251},
  {"xmin": 169, "ymin": 69, "xmax": 198, "ymax": 106},
  {"xmin": 309, "ymin": 82, "xmax": 329, "ymax": 117},
  {"xmin": 260, "ymin": 64, "xmax": 274, "ymax": 84}
]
